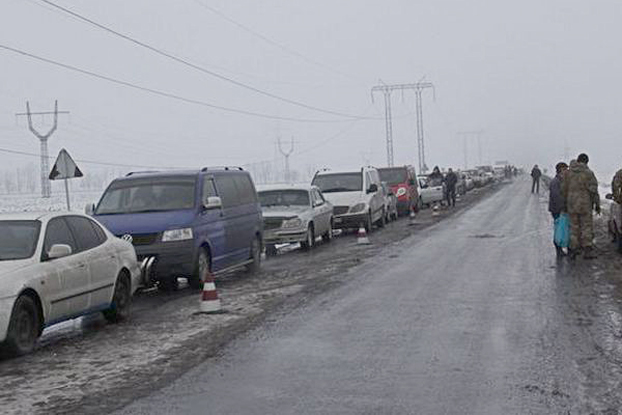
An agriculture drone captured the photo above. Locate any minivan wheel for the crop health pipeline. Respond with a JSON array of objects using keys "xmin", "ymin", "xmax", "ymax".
[
  {"xmin": 2, "ymin": 295, "xmax": 40, "ymax": 357},
  {"xmin": 103, "ymin": 273, "xmax": 131, "ymax": 323},
  {"xmin": 189, "ymin": 249, "xmax": 210, "ymax": 290},
  {"xmin": 301, "ymin": 225, "xmax": 315, "ymax": 250},
  {"xmin": 246, "ymin": 236, "xmax": 262, "ymax": 274}
]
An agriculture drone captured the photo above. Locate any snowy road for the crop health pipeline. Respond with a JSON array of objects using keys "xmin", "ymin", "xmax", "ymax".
[{"xmin": 116, "ymin": 178, "xmax": 622, "ymax": 414}]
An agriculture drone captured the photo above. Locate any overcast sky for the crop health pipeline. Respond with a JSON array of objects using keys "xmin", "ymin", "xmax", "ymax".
[{"xmin": 1, "ymin": 0, "xmax": 621, "ymax": 180}]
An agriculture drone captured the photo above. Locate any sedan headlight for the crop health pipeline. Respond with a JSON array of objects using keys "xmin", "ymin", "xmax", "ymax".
[
  {"xmin": 282, "ymin": 218, "xmax": 303, "ymax": 229},
  {"xmin": 396, "ymin": 187, "xmax": 407, "ymax": 197},
  {"xmin": 161, "ymin": 227, "xmax": 194, "ymax": 242},
  {"xmin": 350, "ymin": 203, "xmax": 367, "ymax": 213}
]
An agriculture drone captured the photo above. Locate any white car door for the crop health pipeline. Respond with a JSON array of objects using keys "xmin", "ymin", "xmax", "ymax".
[
  {"xmin": 40, "ymin": 217, "xmax": 91, "ymax": 322},
  {"xmin": 66, "ymin": 216, "xmax": 117, "ymax": 310}
]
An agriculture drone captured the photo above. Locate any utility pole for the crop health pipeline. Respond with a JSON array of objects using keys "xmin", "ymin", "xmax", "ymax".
[
  {"xmin": 15, "ymin": 101, "xmax": 69, "ymax": 198},
  {"xmin": 277, "ymin": 136, "xmax": 294, "ymax": 183},
  {"xmin": 371, "ymin": 82, "xmax": 434, "ymax": 171}
]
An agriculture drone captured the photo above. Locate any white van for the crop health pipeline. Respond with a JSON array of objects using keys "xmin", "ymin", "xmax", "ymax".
[{"xmin": 312, "ymin": 167, "xmax": 385, "ymax": 232}]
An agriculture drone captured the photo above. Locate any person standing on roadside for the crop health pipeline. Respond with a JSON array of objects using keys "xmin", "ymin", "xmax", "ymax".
[
  {"xmin": 562, "ymin": 154, "xmax": 600, "ymax": 259},
  {"xmin": 549, "ymin": 162, "xmax": 568, "ymax": 256},
  {"xmin": 531, "ymin": 165, "xmax": 542, "ymax": 193},
  {"xmin": 444, "ymin": 168, "xmax": 458, "ymax": 207},
  {"xmin": 612, "ymin": 168, "xmax": 622, "ymax": 204}
]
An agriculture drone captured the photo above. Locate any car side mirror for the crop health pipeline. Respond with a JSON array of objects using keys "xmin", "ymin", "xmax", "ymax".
[
  {"xmin": 606, "ymin": 193, "xmax": 613, "ymax": 200},
  {"xmin": 47, "ymin": 244, "xmax": 72, "ymax": 260},
  {"xmin": 203, "ymin": 196, "xmax": 223, "ymax": 210},
  {"xmin": 85, "ymin": 203, "xmax": 95, "ymax": 215},
  {"xmin": 367, "ymin": 183, "xmax": 378, "ymax": 193}
]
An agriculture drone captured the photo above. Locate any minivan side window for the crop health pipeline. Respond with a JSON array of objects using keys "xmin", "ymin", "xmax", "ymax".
[
  {"xmin": 215, "ymin": 175, "xmax": 240, "ymax": 208},
  {"xmin": 202, "ymin": 178, "xmax": 217, "ymax": 199},
  {"xmin": 66, "ymin": 216, "xmax": 105, "ymax": 252},
  {"xmin": 233, "ymin": 175, "xmax": 257, "ymax": 205},
  {"xmin": 43, "ymin": 218, "xmax": 78, "ymax": 257}
]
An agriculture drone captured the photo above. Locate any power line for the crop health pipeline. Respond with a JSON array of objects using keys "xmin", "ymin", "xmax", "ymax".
[
  {"xmin": 191, "ymin": 0, "xmax": 365, "ymax": 85},
  {"xmin": 0, "ymin": 43, "xmax": 354, "ymax": 124},
  {"xmin": 36, "ymin": 0, "xmax": 371, "ymax": 120}
]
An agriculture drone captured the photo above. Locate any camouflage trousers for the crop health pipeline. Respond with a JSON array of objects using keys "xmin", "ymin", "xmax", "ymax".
[{"xmin": 568, "ymin": 212, "xmax": 594, "ymax": 249}]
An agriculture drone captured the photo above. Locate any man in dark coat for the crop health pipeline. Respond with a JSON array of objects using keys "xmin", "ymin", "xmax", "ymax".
[
  {"xmin": 549, "ymin": 162, "xmax": 568, "ymax": 257},
  {"xmin": 444, "ymin": 168, "xmax": 458, "ymax": 207},
  {"xmin": 531, "ymin": 165, "xmax": 542, "ymax": 193}
]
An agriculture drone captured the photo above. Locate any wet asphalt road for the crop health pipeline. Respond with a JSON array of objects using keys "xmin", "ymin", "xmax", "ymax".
[{"xmin": 116, "ymin": 179, "xmax": 622, "ymax": 414}]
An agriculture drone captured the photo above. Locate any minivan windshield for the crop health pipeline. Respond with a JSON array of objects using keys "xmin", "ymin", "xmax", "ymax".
[
  {"xmin": 312, "ymin": 173, "xmax": 362, "ymax": 193},
  {"xmin": 378, "ymin": 168, "xmax": 408, "ymax": 186},
  {"xmin": 258, "ymin": 190, "xmax": 310, "ymax": 207},
  {"xmin": 96, "ymin": 177, "xmax": 197, "ymax": 214},
  {"xmin": 0, "ymin": 220, "xmax": 41, "ymax": 261}
]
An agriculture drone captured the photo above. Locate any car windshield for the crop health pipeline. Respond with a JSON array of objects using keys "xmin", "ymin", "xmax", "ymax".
[
  {"xmin": 96, "ymin": 177, "xmax": 197, "ymax": 214},
  {"xmin": 379, "ymin": 168, "xmax": 408, "ymax": 186},
  {"xmin": 259, "ymin": 190, "xmax": 310, "ymax": 207},
  {"xmin": 0, "ymin": 220, "xmax": 41, "ymax": 261},
  {"xmin": 312, "ymin": 173, "xmax": 362, "ymax": 193}
]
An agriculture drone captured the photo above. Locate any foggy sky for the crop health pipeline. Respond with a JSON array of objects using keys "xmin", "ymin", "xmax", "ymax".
[{"xmin": 1, "ymin": 0, "xmax": 621, "ymax": 180}]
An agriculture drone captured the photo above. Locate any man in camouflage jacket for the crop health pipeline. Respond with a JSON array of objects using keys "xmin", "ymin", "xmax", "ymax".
[{"xmin": 562, "ymin": 154, "xmax": 600, "ymax": 259}]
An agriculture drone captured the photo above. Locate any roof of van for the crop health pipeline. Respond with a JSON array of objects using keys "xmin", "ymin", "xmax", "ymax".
[{"xmin": 118, "ymin": 168, "xmax": 247, "ymax": 181}]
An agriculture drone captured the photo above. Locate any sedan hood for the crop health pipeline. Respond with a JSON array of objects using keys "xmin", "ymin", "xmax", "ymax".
[
  {"xmin": 94, "ymin": 210, "xmax": 196, "ymax": 235},
  {"xmin": 321, "ymin": 191, "xmax": 365, "ymax": 207},
  {"xmin": 262, "ymin": 206, "xmax": 308, "ymax": 218}
]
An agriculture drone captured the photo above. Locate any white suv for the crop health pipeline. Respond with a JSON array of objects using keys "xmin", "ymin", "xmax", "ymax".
[{"xmin": 312, "ymin": 167, "xmax": 385, "ymax": 231}]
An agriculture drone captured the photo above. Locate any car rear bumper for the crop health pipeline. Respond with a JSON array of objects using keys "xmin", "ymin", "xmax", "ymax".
[
  {"xmin": 0, "ymin": 295, "xmax": 16, "ymax": 343},
  {"xmin": 135, "ymin": 240, "xmax": 195, "ymax": 280}
]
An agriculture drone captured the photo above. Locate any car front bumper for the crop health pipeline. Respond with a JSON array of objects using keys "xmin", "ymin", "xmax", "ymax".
[
  {"xmin": 333, "ymin": 212, "xmax": 368, "ymax": 229},
  {"xmin": 0, "ymin": 295, "xmax": 16, "ymax": 343},
  {"xmin": 134, "ymin": 240, "xmax": 195, "ymax": 280},
  {"xmin": 263, "ymin": 228, "xmax": 308, "ymax": 245}
]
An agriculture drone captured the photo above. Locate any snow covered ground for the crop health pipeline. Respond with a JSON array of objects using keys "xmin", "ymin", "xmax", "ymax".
[{"xmin": 0, "ymin": 190, "xmax": 103, "ymax": 214}]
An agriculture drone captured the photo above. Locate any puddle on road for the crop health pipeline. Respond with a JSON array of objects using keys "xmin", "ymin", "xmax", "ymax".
[{"xmin": 470, "ymin": 233, "xmax": 504, "ymax": 239}]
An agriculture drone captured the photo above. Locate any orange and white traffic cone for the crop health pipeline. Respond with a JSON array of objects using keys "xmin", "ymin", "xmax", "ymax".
[
  {"xmin": 432, "ymin": 203, "xmax": 440, "ymax": 216},
  {"xmin": 199, "ymin": 272, "xmax": 221, "ymax": 314},
  {"xmin": 357, "ymin": 225, "xmax": 370, "ymax": 245}
]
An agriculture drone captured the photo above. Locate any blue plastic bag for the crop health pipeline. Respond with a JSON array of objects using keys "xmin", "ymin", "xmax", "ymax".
[{"xmin": 554, "ymin": 213, "xmax": 570, "ymax": 248}]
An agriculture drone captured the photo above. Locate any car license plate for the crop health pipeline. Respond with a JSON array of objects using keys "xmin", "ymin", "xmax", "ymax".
[{"xmin": 335, "ymin": 217, "xmax": 342, "ymax": 223}]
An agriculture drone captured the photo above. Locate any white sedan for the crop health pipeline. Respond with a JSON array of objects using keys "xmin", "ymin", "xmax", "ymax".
[{"xmin": 0, "ymin": 212, "xmax": 141, "ymax": 357}]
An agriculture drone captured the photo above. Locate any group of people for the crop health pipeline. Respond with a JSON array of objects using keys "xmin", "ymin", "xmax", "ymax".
[
  {"xmin": 547, "ymin": 153, "xmax": 600, "ymax": 259},
  {"xmin": 429, "ymin": 166, "xmax": 459, "ymax": 208}
]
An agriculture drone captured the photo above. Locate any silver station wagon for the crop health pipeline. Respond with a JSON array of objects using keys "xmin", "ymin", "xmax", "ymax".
[{"xmin": 257, "ymin": 184, "xmax": 334, "ymax": 257}]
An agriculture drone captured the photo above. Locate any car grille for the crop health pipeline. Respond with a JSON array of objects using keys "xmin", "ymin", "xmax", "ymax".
[
  {"xmin": 117, "ymin": 233, "xmax": 159, "ymax": 246},
  {"xmin": 333, "ymin": 206, "xmax": 350, "ymax": 216},
  {"xmin": 263, "ymin": 218, "xmax": 283, "ymax": 230}
]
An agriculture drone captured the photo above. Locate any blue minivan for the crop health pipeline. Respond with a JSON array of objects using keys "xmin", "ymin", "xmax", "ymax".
[{"xmin": 89, "ymin": 167, "xmax": 263, "ymax": 290}]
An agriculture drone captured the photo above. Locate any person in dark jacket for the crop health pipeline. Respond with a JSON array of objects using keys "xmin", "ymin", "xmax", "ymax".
[
  {"xmin": 428, "ymin": 166, "xmax": 443, "ymax": 187},
  {"xmin": 549, "ymin": 162, "xmax": 568, "ymax": 219},
  {"xmin": 531, "ymin": 165, "xmax": 542, "ymax": 193},
  {"xmin": 549, "ymin": 162, "xmax": 568, "ymax": 257},
  {"xmin": 444, "ymin": 168, "xmax": 458, "ymax": 207}
]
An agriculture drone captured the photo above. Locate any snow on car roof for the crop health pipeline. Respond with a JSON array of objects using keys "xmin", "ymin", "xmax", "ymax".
[
  {"xmin": 256, "ymin": 183, "xmax": 314, "ymax": 192},
  {"xmin": 0, "ymin": 211, "xmax": 73, "ymax": 221}
]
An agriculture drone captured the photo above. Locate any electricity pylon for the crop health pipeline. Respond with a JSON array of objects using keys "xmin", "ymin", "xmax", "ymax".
[
  {"xmin": 277, "ymin": 136, "xmax": 294, "ymax": 183},
  {"xmin": 372, "ymin": 82, "xmax": 434, "ymax": 171},
  {"xmin": 15, "ymin": 101, "xmax": 69, "ymax": 198}
]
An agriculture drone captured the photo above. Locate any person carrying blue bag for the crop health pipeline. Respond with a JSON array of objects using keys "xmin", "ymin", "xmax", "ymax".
[{"xmin": 549, "ymin": 162, "xmax": 569, "ymax": 257}]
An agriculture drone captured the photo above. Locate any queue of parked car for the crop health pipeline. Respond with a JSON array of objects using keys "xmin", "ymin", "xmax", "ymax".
[{"xmin": 0, "ymin": 163, "xmax": 508, "ymax": 357}]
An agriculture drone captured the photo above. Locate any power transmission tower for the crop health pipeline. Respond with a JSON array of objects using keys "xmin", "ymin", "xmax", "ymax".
[
  {"xmin": 372, "ymin": 82, "xmax": 434, "ymax": 171},
  {"xmin": 458, "ymin": 130, "xmax": 484, "ymax": 168},
  {"xmin": 15, "ymin": 101, "xmax": 70, "ymax": 198},
  {"xmin": 277, "ymin": 136, "xmax": 294, "ymax": 183}
]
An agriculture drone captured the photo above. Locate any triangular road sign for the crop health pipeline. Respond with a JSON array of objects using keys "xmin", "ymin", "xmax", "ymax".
[{"xmin": 49, "ymin": 148, "xmax": 83, "ymax": 180}]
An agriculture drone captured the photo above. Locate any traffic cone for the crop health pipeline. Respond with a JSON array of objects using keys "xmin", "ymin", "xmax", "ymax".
[
  {"xmin": 199, "ymin": 272, "xmax": 222, "ymax": 313},
  {"xmin": 432, "ymin": 203, "xmax": 440, "ymax": 216},
  {"xmin": 357, "ymin": 225, "xmax": 370, "ymax": 244}
]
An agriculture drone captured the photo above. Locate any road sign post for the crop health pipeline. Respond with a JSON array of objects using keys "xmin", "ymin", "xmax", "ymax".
[{"xmin": 49, "ymin": 148, "xmax": 83, "ymax": 210}]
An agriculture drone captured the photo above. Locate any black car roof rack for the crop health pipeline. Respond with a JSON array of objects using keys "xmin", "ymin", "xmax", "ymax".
[
  {"xmin": 125, "ymin": 170, "xmax": 160, "ymax": 177},
  {"xmin": 200, "ymin": 166, "xmax": 244, "ymax": 172}
]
